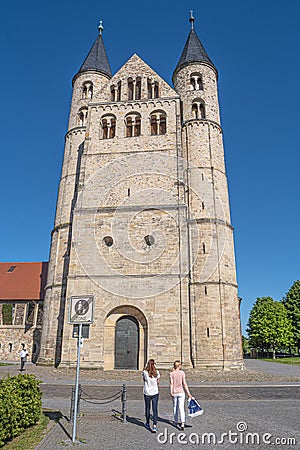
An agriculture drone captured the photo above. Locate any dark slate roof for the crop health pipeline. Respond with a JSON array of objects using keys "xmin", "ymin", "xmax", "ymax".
[
  {"xmin": 77, "ymin": 34, "xmax": 112, "ymax": 78},
  {"xmin": 174, "ymin": 28, "xmax": 216, "ymax": 75}
]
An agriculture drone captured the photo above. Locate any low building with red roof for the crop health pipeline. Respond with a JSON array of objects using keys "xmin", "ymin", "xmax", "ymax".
[{"xmin": 0, "ymin": 262, "xmax": 48, "ymax": 361}]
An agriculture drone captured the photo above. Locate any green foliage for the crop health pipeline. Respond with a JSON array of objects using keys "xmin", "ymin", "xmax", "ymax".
[
  {"xmin": 0, "ymin": 374, "xmax": 42, "ymax": 447},
  {"xmin": 2, "ymin": 303, "xmax": 13, "ymax": 325},
  {"xmin": 247, "ymin": 297, "xmax": 294, "ymax": 357},
  {"xmin": 242, "ymin": 335, "xmax": 250, "ymax": 354},
  {"xmin": 282, "ymin": 280, "xmax": 300, "ymax": 353}
]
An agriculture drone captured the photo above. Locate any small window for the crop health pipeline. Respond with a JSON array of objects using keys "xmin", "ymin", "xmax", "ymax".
[
  {"xmin": 204, "ymin": 286, "xmax": 207, "ymax": 295},
  {"xmin": 128, "ymin": 78, "xmax": 134, "ymax": 101},
  {"xmin": 207, "ymin": 327, "xmax": 210, "ymax": 337},
  {"xmin": 202, "ymin": 243, "xmax": 206, "ymax": 254},
  {"xmin": 125, "ymin": 114, "xmax": 141, "ymax": 137},
  {"xmin": 9, "ymin": 343, "xmax": 13, "ymax": 352},
  {"xmin": 117, "ymin": 81, "xmax": 121, "ymax": 101},
  {"xmin": 111, "ymin": 85, "xmax": 116, "ymax": 102},
  {"xmin": 101, "ymin": 115, "xmax": 116, "ymax": 139},
  {"xmin": 147, "ymin": 79, "xmax": 159, "ymax": 99},
  {"xmin": 136, "ymin": 77, "xmax": 141, "ymax": 100},
  {"xmin": 150, "ymin": 112, "xmax": 167, "ymax": 135},
  {"xmin": 78, "ymin": 108, "xmax": 88, "ymax": 126},
  {"xmin": 103, "ymin": 236, "xmax": 113, "ymax": 247},
  {"xmin": 192, "ymin": 101, "xmax": 206, "ymax": 120},
  {"xmin": 82, "ymin": 82, "xmax": 93, "ymax": 99},
  {"xmin": 144, "ymin": 235, "xmax": 155, "ymax": 246},
  {"xmin": 190, "ymin": 73, "xmax": 203, "ymax": 91},
  {"xmin": 7, "ymin": 265, "xmax": 16, "ymax": 273}
]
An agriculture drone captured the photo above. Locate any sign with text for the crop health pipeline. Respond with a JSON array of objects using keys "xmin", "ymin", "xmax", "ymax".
[{"xmin": 69, "ymin": 296, "xmax": 94, "ymax": 324}]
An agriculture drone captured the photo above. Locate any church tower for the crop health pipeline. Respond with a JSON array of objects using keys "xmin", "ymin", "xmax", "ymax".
[
  {"xmin": 39, "ymin": 16, "xmax": 243, "ymax": 370},
  {"xmin": 172, "ymin": 13, "xmax": 243, "ymax": 368}
]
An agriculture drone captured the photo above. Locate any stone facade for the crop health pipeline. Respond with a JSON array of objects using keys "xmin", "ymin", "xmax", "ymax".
[{"xmin": 38, "ymin": 22, "xmax": 243, "ymax": 370}]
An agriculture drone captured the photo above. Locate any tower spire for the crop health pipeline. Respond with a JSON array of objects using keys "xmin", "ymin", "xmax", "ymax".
[
  {"xmin": 75, "ymin": 21, "xmax": 112, "ymax": 79},
  {"xmin": 173, "ymin": 14, "xmax": 217, "ymax": 78}
]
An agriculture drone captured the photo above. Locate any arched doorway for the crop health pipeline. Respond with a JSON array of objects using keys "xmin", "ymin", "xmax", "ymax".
[
  {"xmin": 114, "ymin": 316, "xmax": 139, "ymax": 369},
  {"xmin": 104, "ymin": 305, "xmax": 147, "ymax": 370}
]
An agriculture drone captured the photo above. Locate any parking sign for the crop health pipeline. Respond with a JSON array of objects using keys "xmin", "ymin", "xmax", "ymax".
[{"xmin": 69, "ymin": 296, "xmax": 94, "ymax": 324}]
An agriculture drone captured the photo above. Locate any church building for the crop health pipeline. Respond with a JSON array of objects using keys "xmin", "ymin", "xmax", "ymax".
[{"xmin": 38, "ymin": 14, "xmax": 243, "ymax": 370}]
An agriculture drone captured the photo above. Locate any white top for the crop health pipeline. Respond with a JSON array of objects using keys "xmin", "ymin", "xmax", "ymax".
[
  {"xmin": 20, "ymin": 349, "xmax": 28, "ymax": 358},
  {"xmin": 143, "ymin": 369, "xmax": 160, "ymax": 396}
]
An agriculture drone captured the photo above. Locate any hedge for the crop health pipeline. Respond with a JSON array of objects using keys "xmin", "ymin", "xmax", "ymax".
[{"xmin": 0, "ymin": 374, "xmax": 42, "ymax": 447}]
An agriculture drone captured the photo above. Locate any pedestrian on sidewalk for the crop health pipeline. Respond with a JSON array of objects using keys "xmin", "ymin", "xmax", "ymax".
[
  {"xmin": 143, "ymin": 359, "xmax": 160, "ymax": 432},
  {"xmin": 20, "ymin": 344, "xmax": 29, "ymax": 371},
  {"xmin": 170, "ymin": 360, "xmax": 192, "ymax": 431}
]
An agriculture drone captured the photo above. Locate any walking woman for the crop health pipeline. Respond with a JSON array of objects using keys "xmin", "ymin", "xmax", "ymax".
[
  {"xmin": 170, "ymin": 360, "xmax": 192, "ymax": 430},
  {"xmin": 143, "ymin": 359, "xmax": 160, "ymax": 432}
]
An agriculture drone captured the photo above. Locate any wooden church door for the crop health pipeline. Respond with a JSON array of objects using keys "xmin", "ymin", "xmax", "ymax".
[{"xmin": 114, "ymin": 316, "xmax": 139, "ymax": 369}]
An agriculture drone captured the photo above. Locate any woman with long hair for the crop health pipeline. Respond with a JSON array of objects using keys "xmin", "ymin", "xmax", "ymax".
[
  {"xmin": 143, "ymin": 359, "xmax": 160, "ymax": 432},
  {"xmin": 170, "ymin": 360, "xmax": 192, "ymax": 430}
]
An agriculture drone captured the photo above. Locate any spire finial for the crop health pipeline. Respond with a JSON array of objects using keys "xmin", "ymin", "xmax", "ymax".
[
  {"xmin": 189, "ymin": 11, "xmax": 195, "ymax": 29},
  {"xmin": 98, "ymin": 20, "xmax": 104, "ymax": 35}
]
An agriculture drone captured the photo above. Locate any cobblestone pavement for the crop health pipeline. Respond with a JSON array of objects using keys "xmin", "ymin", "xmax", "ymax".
[
  {"xmin": 1, "ymin": 360, "xmax": 300, "ymax": 449},
  {"xmin": 1, "ymin": 359, "xmax": 300, "ymax": 384}
]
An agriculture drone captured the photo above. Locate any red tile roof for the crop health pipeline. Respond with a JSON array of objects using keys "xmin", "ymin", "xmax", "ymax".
[{"xmin": 0, "ymin": 262, "xmax": 48, "ymax": 300}]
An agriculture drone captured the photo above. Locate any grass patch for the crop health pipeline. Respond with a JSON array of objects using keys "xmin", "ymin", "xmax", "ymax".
[
  {"xmin": 4, "ymin": 412, "xmax": 50, "ymax": 450},
  {"xmin": 0, "ymin": 363, "xmax": 12, "ymax": 366},
  {"xmin": 261, "ymin": 357, "xmax": 300, "ymax": 365}
]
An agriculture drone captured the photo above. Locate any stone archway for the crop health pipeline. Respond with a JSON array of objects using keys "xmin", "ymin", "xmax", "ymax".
[{"xmin": 104, "ymin": 306, "xmax": 147, "ymax": 370}]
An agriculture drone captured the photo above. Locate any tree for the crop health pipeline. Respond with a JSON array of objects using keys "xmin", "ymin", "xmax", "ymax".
[
  {"xmin": 242, "ymin": 335, "xmax": 250, "ymax": 355},
  {"xmin": 247, "ymin": 297, "xmax": 294, "ymax": 359},
  {"xmin": 282, "ymin": 280, "xmax": 300, "ymax": 355}
]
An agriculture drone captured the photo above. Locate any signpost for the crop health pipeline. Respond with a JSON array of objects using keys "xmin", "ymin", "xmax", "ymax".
[{"xmin": 69, "ymin": 296, "xmax": 94, "ymax": 443}]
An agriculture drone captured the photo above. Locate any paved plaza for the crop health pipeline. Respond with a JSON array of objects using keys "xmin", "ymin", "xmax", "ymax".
[{"xmin": 1, "ymin": 360, "xmax": 300, "ymax": 449}]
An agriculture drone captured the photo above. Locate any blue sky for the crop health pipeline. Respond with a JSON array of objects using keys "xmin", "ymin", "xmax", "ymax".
[{"xmin": 1, "ymin": 0, "xmax": 299, "ymax": 334}]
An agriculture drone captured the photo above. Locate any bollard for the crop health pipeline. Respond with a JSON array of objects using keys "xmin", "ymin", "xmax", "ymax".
[{"xmin": 122, "ymin": 384, "xmax": 127, "ymax": 424}]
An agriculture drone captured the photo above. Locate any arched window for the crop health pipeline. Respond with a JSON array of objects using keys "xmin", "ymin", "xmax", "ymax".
[
  {"xmin": 78, "ymin": 108, "xmax": 88, "ymax": 126},
  {"xmin": 111, "ymin": 85, "xmax": 116, "ymax": 102},
  {"xmin": 190, "ymin": 73, "xmax": 203, "ymax": 91},
  {"xmin": 82, "ymin": 82, "xmax": 93, "ymax": 99},
  {"xmin": 136, "ymin": 77, "xmax": 141, "ymax": 100},
  {"xmin": 192, "ymin": 100, "xmax": 206, "ymax": 120},
  {"xmin": 125, "ymin": 113, "xmax": 141, "ymax": 137},
  {"xmin": 147, "ymin": 79, "xmax": 159, "ymax": 99},
  {"xmin": 101, "ymin": 115, "xmax": 116, "ymax": 139},
  {"xmin": 117, "ymin": 81, "xmax": 122, "ymax": 101},
  {"xmin": 128, "ymin": 78, "xmax": 134, "ymax": 101},
  {"xmin": 150, "ymin": 111, "xmax": 167, "ymax": 135}
]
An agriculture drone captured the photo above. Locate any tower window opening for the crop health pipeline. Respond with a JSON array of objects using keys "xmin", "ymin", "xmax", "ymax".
[
  {"xmin": 9, "ymin": 342, "xmax": 13, "ymax": 352},
  {"xmin": 203, "ymin": 243, "xmax": 206, "ymax": 254},
  {"xmin": 82, "ymin": 82, "xmax": 93, "ymax": 99},
  {"xmin": 125, "ymin": 114, "xmax": 141, "ymax": 137},
  {"xmin": 192, "ymin": 101, "xmax": 206, "ymax": 120},
  {"xmin": 136, "ymin": 77, "xmax": 141, "ymax": 100},
  {"xmin": 207, "ymin": 327, "xmax": 210, "ymax": 337},
  {"xmin": 117, "ymin": 81, "xmax": 122, "ymax": 101},
  {"xmin": 150, "ymin": 112, "xmax": 167, "ymax": 135},
  {"xmin": 101, "ymin": 115, "xmax": 116, "ymax": 139},
  {"xmin": 204, "ymin": 286, "xmax": 207, "ymax": 295},
  {"xmin": 190, "ymin": 73, "xmax": 203, "ymax": 91},
  {"xmin": 147, "ymin": 79, "xmax": 159, "ymax": 99},
  {"xmin": 128, "ymin": 78, "xmax": 134, "ymax": 101},
  {"xmin": 78, "ymin": 108, "xmax": 88, "ymax": 126},
  {"xmin": 111, "ymin": 85, "xmax": 116, "ymax": 101},
  {"xmin": 202, "ymin": 202, "xmax": 205, "ymax": 210},
  {"xmin": 128, "ymin": 188, "xmax": 131, "ymax": 197}
]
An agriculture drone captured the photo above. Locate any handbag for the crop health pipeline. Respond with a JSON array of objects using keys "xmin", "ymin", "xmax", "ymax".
[{"xmin": 188, "ymin": 397, "xmax": 204, "ymax": 418}]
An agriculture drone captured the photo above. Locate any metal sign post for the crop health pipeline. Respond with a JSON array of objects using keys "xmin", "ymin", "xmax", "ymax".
[
  {"xmin": 69, "ymin": 296, "xmax": 94, "ymax": 444},
  {"xmin": 72, "ymin": 322, "xmax": 82, "ymax": 443}
]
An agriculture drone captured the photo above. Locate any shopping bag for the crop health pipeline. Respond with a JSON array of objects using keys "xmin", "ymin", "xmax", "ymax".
[{"xmin": 188, "ymin": 397, "xmax": 204, "ymax": 418}]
